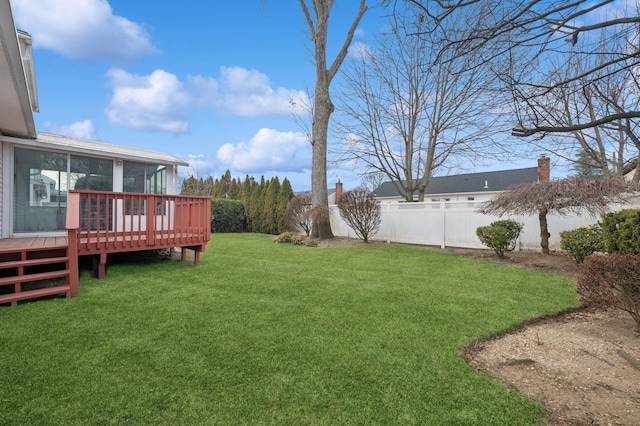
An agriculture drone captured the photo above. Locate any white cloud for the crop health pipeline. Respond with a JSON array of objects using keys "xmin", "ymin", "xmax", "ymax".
[
  {"xmin": 105, "ymin": 68, "xmax": 190, "ymax": 133},
  {"xmin": 216, "ymin": 128, "xmax": 310, "ymax": 173},
  {"xmin": 189, "ymin": 66, "xmax": 309, "ymax": 117},
  {"xmin": 104, "ymin": 66, "xmax": 309, "ymax": 133},
  {"xmin": 348, "ymin": 41, "xmax": 372, "ymax": 60},
  {"xmin": 43, "ymin": 119, "xmax": 96, "ymax": 139},
  {"xmin": 181, "ymin": 154, "xmax": 215, "ymax": 179},
  {"xmin": 12, "ymin": 0, "xmax": 158, "ymax": 62}
]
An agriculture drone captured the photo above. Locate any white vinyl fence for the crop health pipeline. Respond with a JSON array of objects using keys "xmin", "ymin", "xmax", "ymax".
[{"xmin": 329, "ymin": 200, "xmax": 637, "ymax": 251}]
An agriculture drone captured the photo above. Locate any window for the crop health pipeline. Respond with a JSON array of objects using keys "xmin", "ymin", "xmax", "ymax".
[
  {"xmin": 13, "ymin": 148, "xmax": 115, "ymax": 233},
  {"xmin": 467, "ymin": 196, "xmax": 475, "ymax": 207},
  {"xmin": 70, "ymin": 155, "xmax": 113, "ymax": 191},
  {"xmin": 123, "ymin": 161, "xmax": 166, "ymax": 194},
  {"xmin": 430, "ymin": 197, "xmax": 451, "ymax": 209},
  {"xmin": 14, "ymin": 148, "xmax": 68, "ymax": 232}
]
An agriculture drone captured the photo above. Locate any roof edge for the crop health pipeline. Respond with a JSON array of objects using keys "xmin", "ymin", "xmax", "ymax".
[
  {"xmin": 2, "ymin": 132, "xmax": 189, "ymax": 167},
  {"xmin": 0, "ymin": 0, "xmax": 36, "ymax": 138}
]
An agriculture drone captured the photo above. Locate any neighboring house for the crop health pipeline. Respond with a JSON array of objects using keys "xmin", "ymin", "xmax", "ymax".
[
  {"xmin": 0, "ymin": 0, "xmax": 210, "ymax": 305},
  {"xmin": 371, "ymin": 158, "xmax": 549, "ymax": 203}
]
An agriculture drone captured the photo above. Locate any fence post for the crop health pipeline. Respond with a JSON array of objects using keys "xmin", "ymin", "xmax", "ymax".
[
  {"xmin": 385, "ymin": 203, "xmax": 390, "ymax": 244},
  {"xmin": 440, "ymin": 200, "xmax": 446, "ymax": 248}
]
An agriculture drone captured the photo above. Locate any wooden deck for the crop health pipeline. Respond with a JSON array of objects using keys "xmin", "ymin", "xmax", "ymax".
[
  {"xmin": 0, "ymin": 236, "xmax": 68, "ymax": 251},
  {"xmin": 1, "ymin": 191, "xmax": 211, "ymax": 306},
  {"xmin": 0, "ymin": 236, "xmax": 74, "ymax": 306}
]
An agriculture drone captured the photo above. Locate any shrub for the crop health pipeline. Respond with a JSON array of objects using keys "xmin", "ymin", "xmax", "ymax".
[
  {"xmin": 211, "ymin": 199, "xmax": 245, "ymax": 233},
  {"xmin": 476, "ymin": 219, "xmax": 523, "ymax": 257},
  {"xmin": 577, "ymin": 254, "xmax": 640, "ymax": 332},
  {"xmin": 285, "ymin": 193, "xmax": 313, "ymax": 236},
  {"xmin": 600, "ymin": 209, "xmax": 640, "ymax": 254},
  {"xmin": 275, "ymin": 232, "xmax": 301, "ymax": 244},
  {"xmin": 337, "ymin": 187, "xmax": 381, "ymax": 243},
  {"xmin": 274, "ymin": 232, "xmax": 317, "ymax": 247},
  {"xmin": 304, "ymin": 238, "xmax": 318, "ymax": 247},
  {"xmin": 560, "ymin": 225, "xmax": 604, "ymax": 263}
]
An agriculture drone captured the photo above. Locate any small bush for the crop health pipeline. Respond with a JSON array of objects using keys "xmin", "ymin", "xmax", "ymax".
[
  {"xmin": 337, "ymin": 188, "xmax": 381, "ymax": 243},
  {"xmin": 274, "ymin": 232, "xmax": 317, "ymax": 247},
  {"xmin": 285, "ymin": 193, "xmax": 313, "ymax": 236},
  {"xmin": 476, "ymin": 220, "xmax": 523, "ymax": 257},
  {"xmin": 560, "ymin": 225, "xmax": 604, "ymax": 263},
  {"xmin": 304, "ymin": 238, "xmax": 318, "ymax": 247},
  {"xmin": 275, "ymin": 232, "xmax": 301, "ymax": 244},
  {"xmin": 577, "ymin": 254, "xmax": 640, "ymax": 332},
  {"xmin": 600, "ymin": 209, "xmax": 640, "ymax": 254}
]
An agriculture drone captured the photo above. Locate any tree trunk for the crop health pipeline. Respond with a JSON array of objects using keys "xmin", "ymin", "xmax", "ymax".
[
  {"xmin": 310, "ymin": 74, "xmax": 335, "ymax": 239},
  {"xmin": 300, "ymin": 0, "xmax": 367, "ymax": 239},
  {"xmin": 538, "ymin": 209, "xmax": 551, "ymax": 254}
]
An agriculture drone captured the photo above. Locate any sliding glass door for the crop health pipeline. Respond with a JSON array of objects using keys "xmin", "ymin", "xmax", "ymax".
[
  {"xmin": 13, "ymin": 147, "xmax": 113, "ymax": 233},
  {"xmin": 14, "ymin": 148, "xmax": 68, "ymax": 232}
]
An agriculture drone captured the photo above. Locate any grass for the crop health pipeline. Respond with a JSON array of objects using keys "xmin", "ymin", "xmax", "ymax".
[{"xmin": 0, "ymin": 234, "xmax": 577, "ymax": 425}]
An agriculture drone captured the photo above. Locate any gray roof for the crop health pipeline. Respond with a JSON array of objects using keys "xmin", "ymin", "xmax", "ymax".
[
  {"xmin": 3, "ymin": 132, "xmax": 189, "ymax": 167},
  {"xmin": 372, "ymin": 167, "xmax": 539, "ymax": 198}
]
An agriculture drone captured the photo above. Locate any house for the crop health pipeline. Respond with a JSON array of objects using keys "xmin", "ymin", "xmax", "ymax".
[
  {"xmin": 371, "ymin": 157, "xmax": 549, "ymax": 203},
  {"xmin": 0, "ymin": 0, "xmax": 210, "ymax": 306}
]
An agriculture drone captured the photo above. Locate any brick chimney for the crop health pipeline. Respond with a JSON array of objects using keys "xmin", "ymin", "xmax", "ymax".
[
  {"xmin": 538, "ymin": 156, "xmax": 550, "ymax": 182},
  {"xmin": 335, "ymin": 180, "xmax": 343, "ymax": 204}
]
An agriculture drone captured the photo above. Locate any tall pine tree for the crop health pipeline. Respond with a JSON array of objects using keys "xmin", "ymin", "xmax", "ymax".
[
  {"xmin": 262, "ymin": 177, "xmax": 280, "ymax": 234},
  {"xmin": 276, "ymin": 178, "xmax": 294, "ymax": 233}
]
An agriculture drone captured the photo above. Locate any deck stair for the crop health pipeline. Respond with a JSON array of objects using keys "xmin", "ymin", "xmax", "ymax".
[{"xmin": 0, "ymin": 238, "xmax": 74, "ymax": 306}]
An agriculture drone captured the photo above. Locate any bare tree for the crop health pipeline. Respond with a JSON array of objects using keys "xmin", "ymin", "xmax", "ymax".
[
  {"xmin": 337, "ymin": 187, "xmax": 381, "ymax": 243},
  {"xmin": 299, "ymin": 0, "xmax": 368, "ymax": 238},
  {"xmin": 395, "ymin": 0, "xmax": 640, "ymax": 137},
  {"xmin": 502, "ymin": 18, "xmax": 640, "ymax": 174},
  {"xmin": 479, "ymin": 175, "xmax": 632, "ymax": 254},
  {"xmin": 285, "ymin": 192, "xmax": 313, "ymax": 236},
  {"xmin": 379, "ymin": 0, "xmax": 640, "ymax": 184},
  {"xmin": 335, "ymin": 3, "xmax": 501, "ymax": 202},
  {"xmin": 359, "ymin": 171, "xmax": 387, "ymax": 193}
]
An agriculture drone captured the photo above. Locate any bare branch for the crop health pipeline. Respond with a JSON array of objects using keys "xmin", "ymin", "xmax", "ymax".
[{"xmin": 513, "ymin": 112, "xmax": 640, "ymax": 137}]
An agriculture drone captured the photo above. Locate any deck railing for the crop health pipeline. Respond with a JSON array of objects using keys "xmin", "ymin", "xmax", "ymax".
[{"xmin": 66, "ymin": 190, "xmax": 211, "ymax": 256}]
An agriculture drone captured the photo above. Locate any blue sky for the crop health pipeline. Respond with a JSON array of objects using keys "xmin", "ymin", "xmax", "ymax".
[
  {"xmin": 10, "ymin": 0, "xmax": 389, "ymax": 192},
  {"xmin": 12, "ymin": 1, "xmax": 630, "ymax": 191}
]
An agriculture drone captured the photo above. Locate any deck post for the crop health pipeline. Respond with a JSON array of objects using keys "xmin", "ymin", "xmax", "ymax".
[
  {"xmin": 93, "ymin": 253, "xmax": 107, "ymax": 279},
  {"xmin": 66, "ymin": 192, "xmax": 81, "ymax": 297},
  {"xmin": 67, "ymin": 229, "xmax": 80, "ymax": 297}
]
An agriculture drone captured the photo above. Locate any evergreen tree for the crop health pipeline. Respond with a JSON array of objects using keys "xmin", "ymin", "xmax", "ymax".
[
  {"xmin": 180, "ymin": 176, "xmax": 198, "ymax": 195},
  {"xmin": 256, "ymin": 176, "xmax": 268, "ymax": 233},
  {"xmin": 276, "ymin": 178, "xmax": 295, "ymax": 233},
  {"xmin": 239, "ymin": 175, "xmax": 252, "ymax": 203},
  {"xmin": 228, "ymin": 178, "xmax": 240, "ymax": 199},
  {"xmin": 212, "ymin": 177, "xmax": 222, "ymax": 198},
  {"xmin": 262, "ymin": 177, "xmax": 280, "ymax": 234},
  {"xmin": 247, "ymin": 182, "xmax": 262, "ymax": 232},
  {"xmin": 220, "ymin": 170, "xmax": 232, "ymax": 198},
  {"xmin": 204, "ymin": 176, "xmax": 215, "ymax": 196},
  {"xmin": 573, "ymin": 149, "xmax": 604, "ymax": 177}
]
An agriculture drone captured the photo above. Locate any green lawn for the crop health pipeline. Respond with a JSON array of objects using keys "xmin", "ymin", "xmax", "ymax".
[{"xmin": 0, "ymin": 234, "xmax": 577, "ymax": 425}]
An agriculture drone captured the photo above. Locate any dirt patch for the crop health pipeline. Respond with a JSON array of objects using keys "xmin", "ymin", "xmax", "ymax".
[
  {"xmin": 320, "ymin": 238, "xmax": 640, "ymax": 425},
  {"xmin": 467, "ymin": 309, "xmax": 640, "ymax": 425}
]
